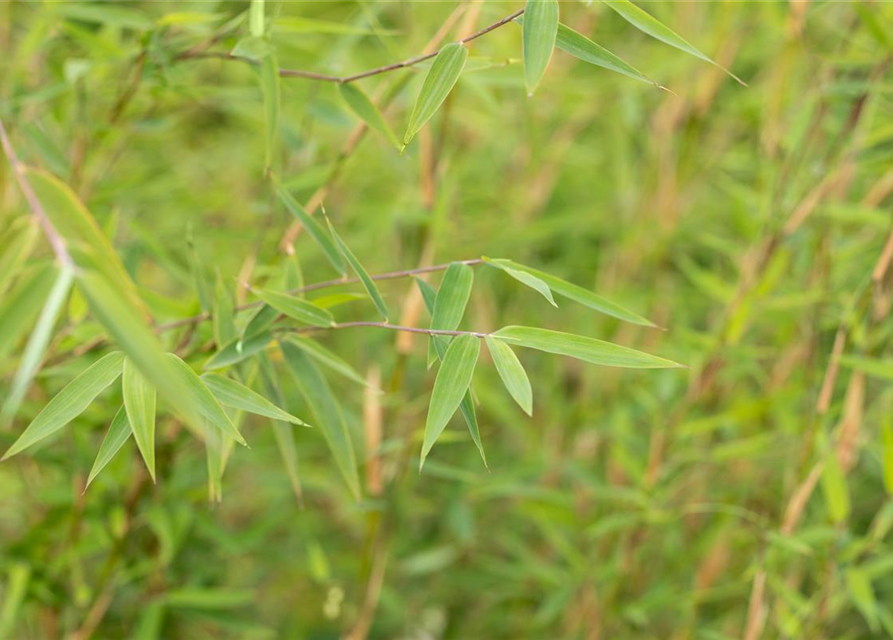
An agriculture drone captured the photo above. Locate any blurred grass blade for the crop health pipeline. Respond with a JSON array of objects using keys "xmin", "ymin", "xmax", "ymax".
[
  {"xmin": 845, "ymin": 567, "xmax": 879, "ymax": 632},
  {"xmin": 281, "ymin": 341, "xmax": 361, "ymax": 500},
  {"xmin": 186, "ymin": 227, "xmax": 211, "ymax": 313},
  {"xmin": 253, "ymin": 287, "xmax": 334, "ymax": 327},
  {"xmin": 839, "ymin": 355, "xmax": 893, "ymax": 381},
  {"xmin": 325, "ymin": 216, "xmax": 389, "ymax": 321},
  {"xmin": 522, "ymin": 0, "xmax": 559, "ymax": 96},
  {"xmin": 201, "ymin": 372, "xmax": 309, "ymax": 426},
  {"xmin": 249, "ymin": 0, "xmax": 264, "ymax": 37},
  {"xmin": 488, "ymin": 258, "xmax": 655, "ymax": 326},
  {"xmin": 484, "ymin": 257, "xmax": 556, "ymax": 307},
  {"xmin": 164, "ymin": 354, "xmax": 248, "ymax": 447},
  {"xmin": 204, "ymin": 331, "xmax": 273, "ymax": 370},
  {"xmin": 3, "ymin": 351, "xmax": 124, "ymax": 460},
  {"xmin": 260, "ymin": 54, "xmax": 280, "ymax": 170},
  {"xmin": 212, "ymin": 272, "xmax": 237, "ymax": 348},
  {"xmin": 403, "ymin": 42, "xmax": 468, "ymax": 146},
  {"xmin": 284, "ymin": 335, "xmax": 368, "ymax": 387},
  {"xmin": 86, "ymin": 406, "xmax": 132, "ymax": 488},
  {"xmin": 0, "ymin": 562, "xmax": 30, "ymax": 639},
  {"xmin": 601, "ymin": 0, "xmax": 745, "ymax": 84},
  {"xmin": 0, "ymin": 264, "xmax": 56, "ymax": 365},
  {"xmin": 0, "ymin": 265, "xmax": 73, "ymax": 427},
  {"xmin": 821, "ymin": 452, "xmax": 850, "ymax": 523},
  {"xmin": 259, "ymin": 352, "xmax": 303, "ymax": 503},
  {"xmin": 883, "ymin": 422, "xmax": 893, "ymax": 496},
  {"xmin": 421, "ymin": 334, "xmax": 480, "ymax": 470},
  {"xmin": 338, "ymin": 83, "xmax": 400, "ymax": 150},
  {"xmin": 242, "ymin": 304, "xmax": 278, "ymax": 340},
  {"xmin": 122, "ymin": 358, "xmax": 157, "ymax": 481},
  {"xmin": 272, "ymin": 178, "xmax": 346, "ymax": 274},
  {"xmin": 431, "ymin": 262, "xmax": 474, "ymax": 357},
  {"xmin": 493, "ymin": 326, "xmax": 682, "ymax": 368},
  {"xmin": 486, "ymin": 336, "xmax": 533, "ymax": 416},
  {"xmin": 0, "ymin": 218, "xmax": 39, "ymax": 298},
  {"xmin": 204, "ymin": 421, "xmax": 224, "ymax": 503}
]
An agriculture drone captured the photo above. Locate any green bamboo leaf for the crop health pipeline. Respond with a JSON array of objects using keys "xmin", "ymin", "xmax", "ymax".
[
  {"xmin": 86, "ymin": 406, "xmax": 132, "ymax": 488},
  {"xmin": 403, "ymin": 42, "xmax": 468, "ymax": 146},
  {"xmin": 281, "ymin": 341, "xmax": 361, "ymax": 500},
  {"xmin": 260, "ymin": 54, "xmax": 280, "ymax": 170},
  {"xmin": 272, "ymin": 178, "xmax": 346, "ymax": 275},
  {"xmin": 821, "ymin": 452, "xmax": 850, "ymax": 524},
  {"xmin": 3, "ymin": 351, "xmax": 125, "ymax": 460},
  {"xmin": 338, "ymin": 83, "xmax": 401, "ymax": 150},
  {"xmin": 0, "ymin": 265, "xmax": 73, "ymax": 428},
  {"xmin": 0, "ymin": 264, "xmax": 56, "ymax": 365},
  {"xmin": 601, "ymin": 0, "xmax": 745, "ymax": 84},
  {"xmin": 0, "ymin": 218, "xmax": 39, "ymax": 299},
  {"xmin": 522, "ymin": 0, "xmax": 559, "ymax": 96},
  {"xmin": 204, "ymin": 421, "xmax": 224, "ymax": 504},
  {"xmin": 485, "ymin": 336, "xmax": 533, "ymax": 416},
  {"xmin": 0, "ymin": 562, "xmax": 30, "ymax": 640},
  {"xmin": 122, "ymin": 358, "xmax": 157, "ymax": 481},
  {"xmin": 284, "ymin": 336, "xmax": 369, "ymax": 388},
  {"xmin": 212, "ymin": 273, "xmax": 237, "ymax": 347},
  {"xmin": 484, "ymin": 257, "xmax": 556, "ymax": 307},
  {"xmin": 487, "ymin": 258, "xmax": 655, "ymax": 326},
  {"xmin": 253, "ymin": 287, "xmax": 334, "ymax": 327},
  {"xmin": 186, "ymin": 227, "xmax": 211, "ymax": 313},
  {"xmin": 417, "ymin": 277, "xmax": 440, "ymax": 369},
  {"xmin": 204, "ymin": 331, "xmax": 273, "ymax": 370},
  {"xmin": 846, "ymin": 567, "xmax": 879, "ymax": 632},
  {"xmin": 493, "ymin": 326, "xmax": 682, "ymax": 368},
  {"xmin": 883, "ymin": 422, "xmax": 893, "ymax": 496},
  {"xmin": 325, "ymin": 217, "xmax": 389, "ymax": 321},
  {"xmin": 201, "ymin": 372, "xmax": 309, "ymax": 426},
  {"xmin": 258, "ymin": 352, "xmax": 303, "ymax": 503},
  {"xmin": 430, "ymin": 262, "xmax": 474, "ymax": 356},
  {"xmin": 242, "ymin": 303, "xmax": 279, "ymax": 340},
  {"xmin": 421, "ymin": 334, "xmax": 480, "ymax": 469},
  {"xmin": 310, "ymin": 292, "xmax": 367, "ymax": 309},
  {"xmin": 516, "ymin": 17, "xmax": 658, "ymax": 86},
  {"xmin": 164, "ymin": 354, "xmax": 248, "ymax": 447},
  {"xmin": 840, "ymin": 355, "xmax": 893, "ymax": 381},
  {"xmin": 249, "ymin": 0, "xmax": 264, "ymax": 37}
]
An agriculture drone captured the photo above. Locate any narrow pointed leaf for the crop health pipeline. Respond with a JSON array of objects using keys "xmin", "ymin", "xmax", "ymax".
[
  {"xmin": 242, "ymin": 303, "xmax": 278, "ymax": 340},
  {"xmin": 201, "ymin": 372, "xmax": 309, "ymax": 426},
  {"xmin": 272, "ymin": 178, "xmax": 346, "ymax": 274},
  {"xmin": 403, "ymin": 42, "xmax": 468, "ymax": 145},
  {"xmin": 421, "ymin": 334, "xmax": 480, "ymax": 469},
  {"xmin": 204, "ymin": 331, "xmax": 272, "ymax": 370},
  {"xmin": 602, "ymin": 0, "xmax": 744, "ymax": 84},
  {"xmin": 430, "ymin": 262, "xmax": 474, "ymax": 355},
  {"xmin": 821, "ymin": 452, "xmax": 850, "ymax": 523},
  {"xmin": 284, "ymin": 336, "xmax": 369, "ymax": 388},
  {"xmin": 0, "ymin": 264, "xmax": 56, "ymax": 365},
  {"xmin": 325, "ymin": 217, "xmax": 389, "ymax": 321},
  {"xmin": 3, "ymin": 351, "xmax": 125, "ymax": 460},
  {"xmin": 487, "ymin": 259, "xmax": 655, "ymax": 326},
  {"xmin": 281, "ymin": 341, "xmax": 361, "ymax": 500},
  {"xmin": 493, "ymin": 326, "xmax": 682, "ymax": 368},
  {"xmin": 1, "ymin": 265, "xmax": 73, "ymax": 427},
  {"xmin": 486, "ymin": 336, "xmax": 533, "ymax": 416},
  {"xmin": 259, "ymin": 352, "xmax": 303, "ymax": 503},
  {"xmin": 213, "ymin": 273, "xmax": 237, "ymax": 348},
  {"xmin": 417, "ymin": 277, "xmax": 439, "ymax": 369},
  {"xmin": 522, "ymin": 0, "xmax": 559, "ymax": 95},
  {"xmin": 86, "ymin": 406, "xmax": 133, "ymax": 488},
  {"xmin": 122, "ymin": 358, "xmax": 157, "ymax": 480},
  {"xmin": 253, "ymin": 287, "xmax": 334, "ymax": 327},
  {"xmin": 484, "ymin": 257, "xmax": 556, "ymax": 307},
  {"xmin": 339, "ymin": 83, "xmax": 401, "ymax": 150},
  {"xmin": 260, "ymin": 54, "xmax": 280, "ymax": 170},
  {"xmin": 164, "ymin": 354, "xmax": 248, "ymax": 447}
]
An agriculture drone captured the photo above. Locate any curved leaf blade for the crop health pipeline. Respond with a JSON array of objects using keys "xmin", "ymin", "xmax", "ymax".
[
  {"xmin": 122, "ymin": 358, "xmax": 157, "ymax": 480},
  {"xmin": 484, "ymin": 257, "xmax": 556, "ymax": 307},
  {"xmin": 485, "ymin": 336, "xmax": 533, "ymax": 416},
  {"xmin": 403, "ymin": 42, "xmax": 468, "ymax": 146},
  {"xmin": 86, "ymin": 406, "xmax": 132, "ymax": 488},
  {"xmin": 421, "ymin": 334, "xmax": 480, "ymax": 470},
  {"xmin": 325, "ymin": 217, "xmax": 389, "ymax": 321},
  {"xmin": 272, "ymin": 178, "xmax": 346, "ymax": 275},
  {"xmin": 552, "ymin": 20, "xmax": 657, "ymax": 86},
  {"xmin": 201, "ymin": 372, "xmax": 309, "ymax": 426},
  {"xmin": 3, "ymin": 351, "xmax": 125, "ymax": 460},
  {"xmin": 283, "ymin": 336, "xmax": 369, "ymax": 388},
  {"xmin": 338, "ymin": 83, "xmax": 400, "ymax": 150},
  {"xmin": 204, "ymin": 331, "xmax": 273, "ymax": 370},
  {"xmin": 431, "ymin": 262, "xmax": 474, "ymax": 355},
  {"xmin": 493, "ymin": 326, "xmax": 682, "ymax": 369},
  {"xmin": 253, "ymin": 288, "xmax": 334, "ymax": 327},
  {"xmin": 522, "ymin": 0, "xmax": 559, "ymax": 96}
]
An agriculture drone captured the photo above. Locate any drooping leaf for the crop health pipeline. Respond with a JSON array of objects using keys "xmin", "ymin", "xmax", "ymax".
[
  {"xmin": 272, "ymin": 178, "xmax": 346, "ymax": 275},
  {"xmin": 201, "ymin": 372, "xmax": 309, "ymax": 426},
  {"xmin": 522, "ymin": 0, "xmax": 559, "ymax": 96},
  {"xmin": 421, "ymin": 334, "xmax": 480, "ymax": 469},
  {"xmin": 122, "ymin": 358, "xmax": 157, "ymax": 480},
  {"xmin": 601, "ymin": 0, "xmax": 744, "ymax": 84},
  {"xmin": 260, "ymin": 54, "xmax": 280, "ymax": 170},
  {"xmin": 325, "ymin": 216, "xmax": 389, "ymax": 321},
  {"xmin": 0, "ymin": 264, "xmax": 56, "ymax": 365},
  {"xmin": 212, "ymin": 272, "xmax": 237, "ymax": 348},
  {"xmin": 86, "ymin": 406, "xmax": 132, "ymax": 488},
  {"xmin": 0, "ymin": 265, "xmax": 73, "ymax": 427},
  {"xmin": 492, "ymin": 326, "xmax": 682, "ymax": 368},
  {"xmin": 281, "ymin": 341, "xmax": 361, "ymax": 500},
  {"xmin": 338, "ymin": 83, "xmax": 401, "ymax": 150},
  {"xmin": 258, "ymin": 352, "xmax": 303, "ymax": 502},
  {"xmin": 3, "ymin": 351, "xmax": 125, "ymax": 460},
  {"xmin": 484, "ymin": 257, "xmax": 556, "ymax": 307},
  {"xmin": 403, "ymin": 42, "xmax": 468, "ymax": 146},
  {"xmin": 204, "ymin": 331, "xmax": 273, "ymax": 370},
  {"xmin": 283, "ymin": 335, "xmax": 369, "ymax": 388},
  {"xmin": 821, "ymin": 452, "xmax": 850, "ymax": 524},
  {"xmin": 486, "ymin": 259, "xmax": 655, "ymax": 326},
  {"xmin": 164, "ymin": 354, "xmax": 248, "ymax": 447},
  {"xmin": 485, "ymin": 336, "xmax": 533, "ymax": 416},
  {"xmin": 430, "ymin": 262, "xmax": 474, "ymax": 356},
  {"xmin": 253, "ymin": 287, "xmax": 334, "ymax": 327}
]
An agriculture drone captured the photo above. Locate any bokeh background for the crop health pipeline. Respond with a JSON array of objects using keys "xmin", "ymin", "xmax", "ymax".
[{"xmin": 2, "ymin": 1, "xmax": 893, "ymax": 638}]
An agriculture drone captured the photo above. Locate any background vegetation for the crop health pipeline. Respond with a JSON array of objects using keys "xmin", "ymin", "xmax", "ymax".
[{"xmin": 2, "ymin": 1, "xmax": 893, "ymax": 639}]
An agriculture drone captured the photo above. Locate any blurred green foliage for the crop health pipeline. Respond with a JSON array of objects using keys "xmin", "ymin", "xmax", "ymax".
[{"xmin": 2, "ymin": 1, "xmax": 893, "ymax": 639}]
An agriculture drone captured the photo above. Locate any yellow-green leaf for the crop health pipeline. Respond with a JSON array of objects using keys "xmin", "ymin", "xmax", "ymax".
[
  {"xmin": 204, "ymin": 331, "xmax": 273, "ymax": 370},
  {"xmin": 0, "ymin": 264, "xmax": 57, "ymax": 365},
  {"xmin": 260, "ymin": 54, "xmax": 280, "ymax": 170},
  {"xmin": 338, "ymin": 83, "xmax": 400, "ymax": 150},
  {"xmin": 201, "ymin": 372, "xmax": 309, "ymax": 426},
  {"xmin": 325, "ymin": 217, "xmax": 389, "ymax": 321},
  {"xmin": 253, "ymin": 287, "xmax": 334, "ymax": 327},
  {"xmin": 486, "ymin": 336, "xmax": 533, "ymax": 416},
  {"xmin": 522, "ymin": 0, "xmax": 559, "ymax": 96},
  {"xmin": 122, "ymin": 358, "xmax": 157, "ymax": 481},
  {"xmin": 883, "ymin": 422, "xmax": 893, "ymax": 496},
  {"xmin": 283, "ymin": 335, "xmax": 368, "ymax": 388},
  {"xmin": 272, "ymin": 178, "xmax": 346, "ymax": 275},
  {"xmin": 403, "ymin": 42, "xmax": 468, "ymax": 146},
  {"xmin": 430, "ymin": 262, "xmax": 474, "ymax": 357},
  {"xmin": 86, "ymin": 406, "xmax": 132, "ymax": 488},
  {"xmin": 484, "ymin": 257, "xmax": 556, "ymax": 307},
  {"xmin": 821, "ymin": 452, "xmax": 850, "ymax": 524}
]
